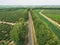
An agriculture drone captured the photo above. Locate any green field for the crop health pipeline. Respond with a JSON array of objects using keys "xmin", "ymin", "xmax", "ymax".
[
  {"xmin": 42, "ymin": 9, "xmax": 60, "ymax": 24},
  {"xmin": 0, "ymin": 8, "xmax": 60, "ymax": 45},
  {"xmin": 0, "ymin": 8, "xmax": 28, "ymax": 23}
]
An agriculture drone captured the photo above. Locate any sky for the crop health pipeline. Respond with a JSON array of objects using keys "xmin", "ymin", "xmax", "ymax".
[{"xmin": 0, "ymin": 0, "xmax": 60, "ymax": 5}]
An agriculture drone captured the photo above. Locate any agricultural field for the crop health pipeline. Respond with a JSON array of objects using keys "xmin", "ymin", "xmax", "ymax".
[
  {"xmin": 0, "ymin": 8, "xmax": 28, "ymax": 23},
  {"xmin": 0, "ymin": 8, "xmax": 60, "ymax": 45},
  {"xmin": 42, "ymin": 9, "xmax": 60, "ymax": 24},
  {"xmin": 0, "ymin": 23, "xmax": 13, "ymax": 45},
  {"xmin": 30, "ymin": 10, "xmax": 60, "ymax": 45},
  {"xmin": 0, "ymin": 8, "xmax": 28, "ymax": 45}
]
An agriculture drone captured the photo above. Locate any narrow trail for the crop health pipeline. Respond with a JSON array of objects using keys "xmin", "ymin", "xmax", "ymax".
[
  {"xmin": 39, "ymin": 10, "xmax": 60, "ymax": 28},
  {"xmin": 0, "ymin": 21, "xmax": 15, "ymax": 25},
  {"xmin": 28, "ymin": 11, "xmax": 34, "ymax": 45},
  {"xmin": 28, "ymin": 11, "xmax": 38, "ymax": 45}
]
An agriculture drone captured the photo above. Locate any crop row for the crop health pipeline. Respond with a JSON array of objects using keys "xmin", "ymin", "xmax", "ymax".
[
  {"xmin": 0, "ymin": 24, "xmax": 13, "ymax": 45},
  {"xmin": 0, "ymin": 9, "xmax": 28, "ymax": 23}
]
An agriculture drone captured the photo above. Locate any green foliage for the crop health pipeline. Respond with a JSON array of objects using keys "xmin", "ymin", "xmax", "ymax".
[
  {"xmin": 31, "ymin": 10, "xmax": 60, "ymax": 45},
  {"xmin": 0, "ymin": 24, "xmax": 12, "ymax": 41},
  {"xmin": 10, "ymin": 18, "xmax": 28, "ymax": 45},
  {"xmin": 0, "ymin": 8, "xmax": 28, "ymax": 45},
  {"xmin": 0, "ymin": 9, "xmax": 27, "ymax": 22},
  {"xmin": 0, "ymin": 24, "xmax": 12, "ymax": 45},
  {"xmin": 43, "ymin": 9, "xmax": 60, "ymax": 24}
]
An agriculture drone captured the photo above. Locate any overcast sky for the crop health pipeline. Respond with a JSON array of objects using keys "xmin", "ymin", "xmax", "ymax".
[{"xmin": 0, "ymin": 0, "xmax": 60, "ymax": 5}]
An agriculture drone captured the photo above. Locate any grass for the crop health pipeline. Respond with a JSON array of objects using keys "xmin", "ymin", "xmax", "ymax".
[
  {"xmin": 42, "ymin": 9, "xmax": 60, "ymax": 24},
  {"xmin": 33, "ymin": 9, "xmax": 60, "ymax": 40}
]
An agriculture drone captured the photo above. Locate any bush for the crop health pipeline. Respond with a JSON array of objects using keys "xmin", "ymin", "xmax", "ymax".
[{"xmin": 10, "ymin": 18, "xmax": 28, "ymax": 45}]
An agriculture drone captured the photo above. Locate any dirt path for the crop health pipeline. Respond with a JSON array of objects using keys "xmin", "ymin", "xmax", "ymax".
[
  {"xmin": 28, "ymin": 11, "xmax": 34, "ymax": 45},
  {"xmin": 0, "ymin": 21, "xmax": 15, "ymax": 25},
  {"xmin": 39, "ymin": 10, "xmax": 60, "ymax": 28},
  {"xmin": 28, "ymin": 11, "xmax": 38, "ymax": 45}
]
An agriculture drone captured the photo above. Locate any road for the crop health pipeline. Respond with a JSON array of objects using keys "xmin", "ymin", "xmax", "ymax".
[
  {"xmin": 28, "ymin": 11, "xmax": 34, "ymax": 45},
  {"xmin": 39, "ymin": 10, "xmax": 60, "ymax": 28},
  {"xmin": 0, "ymin": 21, "xmax": 15, "ymax": 25}
]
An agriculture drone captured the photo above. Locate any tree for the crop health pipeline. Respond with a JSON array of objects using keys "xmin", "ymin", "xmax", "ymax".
[{"xmin": 10, "ymin": 18, "xmax": 28, "ymax": 45}]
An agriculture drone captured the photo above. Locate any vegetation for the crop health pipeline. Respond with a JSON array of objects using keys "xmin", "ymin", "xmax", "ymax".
[
  {"xmin": 0, "ymin": 23, "xmax": 12, "ymax": 45},
  {"xmin": 10, "ymin": 18, "xmax": 28, "ymax": 45},
  {"xmin": 34, "ymin": 9, "xmax": 60, "ymax": 39},
  {"xmin": 0, "ymin": 8, "xmax": 28, "ymax": 45},
  {"xmin": 0, "ymin": 8, "xmax": 60, "ymax": 45},
  {"xmin": 0, "ymin": 8, "xmax": 28, "ymax": 22},
  {"xmin": 42, "ymin": 9, "xmax": 60, "ymax": 24},
  {"xmin": 30, "ymin": 10, "xmax": 60, "ymax": 45}
]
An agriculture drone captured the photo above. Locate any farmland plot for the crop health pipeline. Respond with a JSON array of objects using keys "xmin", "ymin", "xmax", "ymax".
[
  {"xmin": 1, "ymin": 8, "xmax": 60, "ymax": 45},
  {"xmin": 0, "ymin": 8, "xmax": 28, "ymax": 23},
  {"xmin": 0, "ymin": 8, "xmax": 28, "ymax": 45}
]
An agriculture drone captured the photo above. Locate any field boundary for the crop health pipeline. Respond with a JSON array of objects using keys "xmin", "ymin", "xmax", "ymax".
[{"xmin": 39, "ymin": 10, "xmax": 60, "ymax": 28}]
